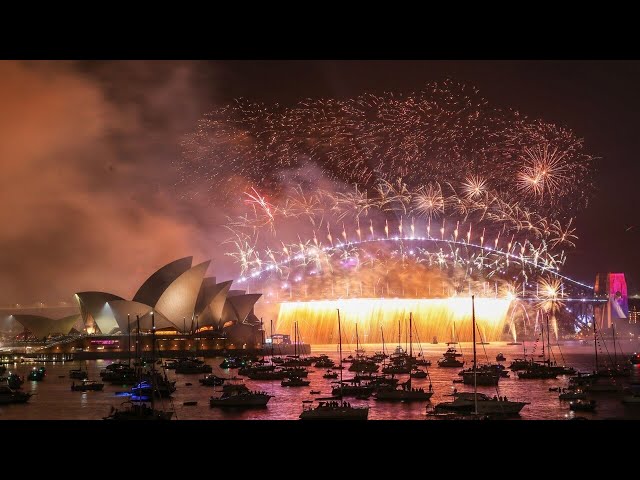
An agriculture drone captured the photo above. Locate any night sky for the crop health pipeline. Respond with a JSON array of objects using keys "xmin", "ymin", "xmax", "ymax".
[{"xmin": 1, "ymin": 60, "xmax": 638, "ymax": 304}]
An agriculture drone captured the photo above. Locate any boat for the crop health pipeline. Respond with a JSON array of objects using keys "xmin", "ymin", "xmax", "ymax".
[
  {"xmin": 0, "ymin": 373, "xmax": 24, "ymax": 389},
  {"xmin": 348, "ymin": 323, "xmax": 379, "ymax": 373},
  {"xmin": 71, "ymin": 379, "xmax": 105, "ymax": 392},
  {"xmin": 300, "ymin": 400, "xmax": 369, "ymax": 420},
  {"xmin": 69, "ymin": 369, "xmax": 88, "ymax": 380},
  {"xmin": 247, "ymin": 369, "xmax": 288, "ymax": 380},
  {"xmin": 509, "ymin": 358, "xmax": 532, "ymax": 371},
  {"xmin": 410, "ymin": 369, "xmax": 428, "ymax": 379},
  {"xmin": 104, "ymin": 401, "xmax": 174, "ymax": 420},
  {"xmin": 569, "ymin": 399, "xmax": 596, "ymax": 412},
  {"xmin": 323, "ymin": 370, "xmax": 338, "ymax": 379},
  {"xmin": 222, "ymin": 377, "xmax": 250, "ymax": 394},
  {"xmin": 210, "ymin": 390, "xmax": 272, "ymax": 408},
  {"xmin": 433, "ymin": 296, "xmax": 529, "ymax": 417},
  {"xmin": 281, "ymin": 377, "xmax": 310, "ymax": 387},
  {"xmin": 375, "ymin": 380, "xmax": 433, "ymax": 402},
  {"xmin": 434, "ymin": 392, "xmax": 529, "ymax": 415},
  {"xmin": 183, "ymin": 401, "xmax": 198, "ymax": 406},
  {"xmin": 299, "ymin": 309, "xmax": 369, "ymax": 420},
  {"xmin": 199, "ymin": 374, "xmax": 226, "ymax": 386},
  {"xmin": 517, "ymin": 368, "xmax": 558, "ymax": 379},
  {"xmin": 175, "ymin": 360, "xmax": 213, "ymax": 374},
  {"xmin": 496, "ymin": 353, "xmax": 506, "ymax": 362},
  {"xmin": 310, "ymin": 390, "xmax": 321, "ymax": 394},
  {"xmin": 27, "ymin": 366, "xmax": 46, "ymax": 381},
  {"xmin": 104, "ymin": 312, "xmax": 173, "ymax": 421},
  {"xmin": 559, "ymin": 390, "xmax": 586, "ymax": 400},
  {"xmin": 437, "ymin": 357, "xmax": 464, "ymax": 368},
  {"xmin": 621, "ymin": 394, "xmax": 640, "ymax": 404},
  {"xmin": 630, "ymin": 353, "xmax": 640, "ymax": 365},
  {"xmin": 437, "ymin": 328, "xmax": 465, "ymax": 367},
  {"xmin": 0, "ymin": 385, "xmax": 31, "ymax": 404},
  {"xmin": 462, "ymin": 368, "xmax": 500, "ymax": 386}
]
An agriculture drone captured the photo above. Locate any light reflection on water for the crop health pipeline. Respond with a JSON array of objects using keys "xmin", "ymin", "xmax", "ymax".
[{"xmin": 1, "ymin": 342, "xmax": 640, "ymax": 420}]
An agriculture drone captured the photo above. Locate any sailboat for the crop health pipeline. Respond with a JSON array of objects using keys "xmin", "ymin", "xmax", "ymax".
[
  {"xmin": 434, "ymin": 296, "xmax": 529, "ymax": 416},
  {"xmin": 375, "ymin": 312, "xmax": 434, "ymax": 402},
  {"xmin": 517, "ymin": 313, "xmax": 558, "ymax": 379},
  {"xmin": 437, "ymin": 321, "xmax": 464, "ymax": 368},
  {"xmin": 104, "ymin": 313, "xmax": 174, "ymax": 420},
  {"xmin": 69, "ymin": 358, "xmax": 88, "ymax": 380},
  {"xmin": 349, "ymin": 323, "xmax": 378, "ymax": 373},
  {"xmin": 246, "ymin": 320, "xmax": 288, "ymax": 380},
  {"xmin": 460, "ymin": 299, "xmax": 499, "ymax": 386},
  {"xmin": 300, "ymin": 309, "xmax": 369, "ymax": 420}
]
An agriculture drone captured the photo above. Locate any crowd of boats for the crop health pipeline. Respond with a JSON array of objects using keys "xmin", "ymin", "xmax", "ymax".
[{"xmin": 2, "ymin": 298, "xmax": 640, "ymax": 420}]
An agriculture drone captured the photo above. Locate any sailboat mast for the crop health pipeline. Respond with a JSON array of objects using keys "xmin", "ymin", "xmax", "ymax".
[
  {"xmin": 546, "ymin": 313, "xmax": 551, "ymax": 365},
  {"xmin": 151, "ymin": 311, "xmax": 156, "ymax": 410},
  {"xmin": 613, "ymin": 321, "xmax": 617, "ymax": 367},
  {"xmin": 270, "ymin": 319, "xmax": 274, "ymax": 358},
  {"xmin": 338, "ymin": 309, "xmax": 343, "ymax": 398},
  {"xmin": 127, "ymin": 314, "xmax": 131, "ymax": 368},
  {"xmin": 472, "ymin": 295, "xmax": 478, "ymax": 415},
  {"xmin": 135, "ymin": 314, "xmax": 140, "ymax": 369},
  {"xmin": 136, "ymin": 314, "xmax": 141, "ymax": 417},
  {"xmin": 409, "ymin": 312, "xmax": 412, "ymax": 359},
  {"xmin": 398, "ymin": 319, "xmax": 401, "ymax": 349},
  {"xmin": 356, "ymin": 322, "xmax": 359, "ymax": 356},
  {"xmin": 541, "ymin": 312, "xmax": 545, "ymax": 364},
  {"xmin": 593, "ymin": 313, "xmax": 599, "ymax": 372},
  {"xmin": 381, "ymin": 327, "xmax": 385, "ymax": 356}
]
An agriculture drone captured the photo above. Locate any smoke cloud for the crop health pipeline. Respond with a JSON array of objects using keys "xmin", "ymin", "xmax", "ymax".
[{"xmin": 0, "ymin": 61, "xmax": 223, "ymax": 305}]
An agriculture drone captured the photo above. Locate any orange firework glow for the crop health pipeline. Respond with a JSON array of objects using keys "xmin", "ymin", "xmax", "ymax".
[{"xmin": 275, "ymin": 297, "xmax": 512, "ymax": 344}]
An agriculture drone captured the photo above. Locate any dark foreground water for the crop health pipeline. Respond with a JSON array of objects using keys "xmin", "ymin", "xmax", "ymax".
[{"xmin": 2, "ymin": 341, "xmax": 640, "ymax": 420}]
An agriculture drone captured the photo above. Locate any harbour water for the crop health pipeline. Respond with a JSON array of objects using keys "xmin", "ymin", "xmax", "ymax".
[{"xmin": 2, "ymin": 341, "xmax": 639, "ymax": 420}]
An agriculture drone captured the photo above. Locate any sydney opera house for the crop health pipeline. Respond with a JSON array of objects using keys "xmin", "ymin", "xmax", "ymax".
[{"xmin": 2, "ymin": 258, "xmax": 264, "ymax": 356}]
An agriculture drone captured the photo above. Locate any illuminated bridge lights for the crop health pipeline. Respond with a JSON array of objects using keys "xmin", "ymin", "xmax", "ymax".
[{"xmin": 235, "ymin": 236, "xmax": 594, "ymax": 290}]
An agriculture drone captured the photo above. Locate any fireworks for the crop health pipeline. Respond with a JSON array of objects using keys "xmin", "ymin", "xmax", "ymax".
[
  {"xmin": 178, "ymin": 79, "xmax": 594, "ymax": 220},
  {"xmin": 176, "ymin": 79, "xmax": 595, "ymax": 327}
]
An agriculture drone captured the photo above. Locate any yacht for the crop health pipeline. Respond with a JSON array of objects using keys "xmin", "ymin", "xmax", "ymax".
[
  {"xmin": 71, "ymin": 379, "xmax": 105, "ymax": 392},
  {"xmin": 175, "ymin": 360, "xmax": 212, "ymax": 374},
  {"xmin": 0, "ymin": 385, "xmax": 31, "ymax": 404},
  {"xmin": 104, "ymin": 401, "xmax": 173, "ymax": 420},
  {"xmin": 569, "ymin": 399, "xmax": 596, "ymax": 412},
  {"xmin": 0, "ymin": 373, "xmax": 24, "ymax": 389},
  {"xmin": 375, "ymin": 382, "xmax": 433, "ymax": 402},
  {"xmin": 210, "ymin": 390, "xmax": 272, "ymax": 408},
  {"xmin": 199, "ymin": 374, "xmax": 226, "ymax": 386},
  {"xmin": 438, "ymin": 356, "xmax": 464, "ymax": 368},
  {"xmin": 559, "ymin": 390, "xmax": 586, "ymax": 400},
  {"xmin": 69, "ymin": 369, "xmax": 88, "ymax": 380},
  {"xmin": 300, "ymin": 400, "xmax": 369, "ymax": 420},
  {"xmin": 299, "ymin": 309, "xmax": 369, "ymax": 420},
  {"xmin": 281, "ymin": 377, "xmax": 310, "ymax": 387},
  {"xmin": 437, "ymin": 346, "xmax": 464, "ymax": 368},
  {"xmin": 433, "ymin": 296, "xmax": 529, "ymax": 417},
  {"xmin": 27, "ymin": 366, "xmax": 46, "ymax": 381},
  {"xmin": 435, "ymin": 392, "xmax": 528, "ymax": 415}
]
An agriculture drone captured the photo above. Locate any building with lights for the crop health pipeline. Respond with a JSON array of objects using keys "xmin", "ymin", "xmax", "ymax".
[{"xmin": 1, "ymin": 257, "xmax": 265, "ymax": 354}]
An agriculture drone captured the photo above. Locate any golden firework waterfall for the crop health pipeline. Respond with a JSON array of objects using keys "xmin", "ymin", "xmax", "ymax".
[{"xmin": 275, "ymin": 298, "xmax": 512, "ymax": 344}]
